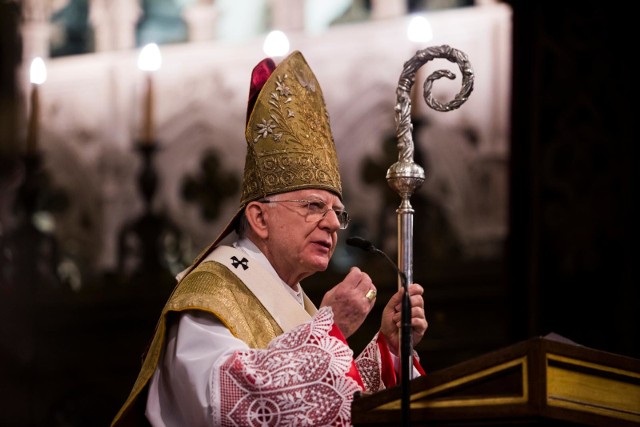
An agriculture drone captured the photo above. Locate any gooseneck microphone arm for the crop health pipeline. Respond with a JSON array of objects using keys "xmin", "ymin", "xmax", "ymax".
[
  {"xmin": 346, "ymin": 237, "xmax": 408, "ymax": 287},
  {"xmin": 346, "ymin": 236, "xmax": 412, "ymax": 427}
]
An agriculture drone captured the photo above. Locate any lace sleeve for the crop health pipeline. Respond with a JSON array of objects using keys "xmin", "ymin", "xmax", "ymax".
[
  {"xmin": 355, "ymin": 332, "xmax": 385, "ymax": 392},
  {"xmin": 211, "ymin": 307, "xmax": 363, "ymax": 426},
  {"xmin": 356, "ymin": 333, "xmax": 426, "ymax": 392}
]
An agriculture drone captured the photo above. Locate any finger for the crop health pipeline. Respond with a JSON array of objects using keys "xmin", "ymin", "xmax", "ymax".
[
  {"xmin": 355, "ymin": 272, "xmax": 373, "ymax": 290},
  {"xmin": 409, "ymin": 295, "xmax": 424, "ymax": 310},
  {"xmin": 344, "ymin": 267, "xmax": 369, "ymax": 289},
  {"xmin": 341, "ymin": 267, "xmax": 362, "ymax": 287},
  {"xmin": 410, "ymin": 307, "xmax": 428, "ymax": 327},
  {"xmin": 411, "ymin": 317, "xmax": 428, "ymax": 336},
  {"xmin": 392, "ymin": 305, "xmax": 423, "ymax": 321},
  {"xmin": 412, "ymin": 316, "xmax": 428, "ymax": 330},
  {"xmin": 347, "ymin": 266, "xmax": 362, "ymax": 279},
  {"xmin": 387, "ymin": 289, "xmax": 403, "ymax": 307},
  {"xmin": 411, "ymin": 308, "xmax": 425, "ymax": 322},
  {"xmin": 408, "ymin": 283, "xmax": 424, "ymax": 296}
]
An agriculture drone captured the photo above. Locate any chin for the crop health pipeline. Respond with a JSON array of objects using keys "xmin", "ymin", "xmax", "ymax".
[{"xmin": 308, "ymin": 258, "xmax": 330, "ymax": 273}]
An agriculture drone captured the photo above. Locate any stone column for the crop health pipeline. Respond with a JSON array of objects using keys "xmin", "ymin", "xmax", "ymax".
[
  {"xmin": 269, "ymin": 0, "xmax": 304, "ymax": 31},
  {"xmin": 90, "ymin": 0, "xmax": 140, "ymax": 52},
  {"xmin": 183, "ymin": 0, "xmax": 218, "ymax": 42},
  {"xmin": 21, "ymin": 0, "xmax": 52, "ymax": 62},
  {"xmin": 370, "ymin": 0, "xmax": 406, "ymax": 20}
]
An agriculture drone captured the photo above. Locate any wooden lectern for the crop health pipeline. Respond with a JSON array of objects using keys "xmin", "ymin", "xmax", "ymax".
[{"xmin": 352, "ymin": 335, "xmax": 640, "ymax": 426}]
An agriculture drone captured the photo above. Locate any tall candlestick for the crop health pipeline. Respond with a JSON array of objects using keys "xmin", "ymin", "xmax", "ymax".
[
  {"xmin": 27, "ymin": 57, "xmax": 46, "ymax": 154},
  {"xmin": 142, "ymin": 72, "xmax": 154, "ymax": 142},
  {"xmin": 26, "ymin": 83, "xmax": 40, "ymax": 154},
  {"xmin": 137, "ymin": 43, "xmax": 161, "ymax": 144}
]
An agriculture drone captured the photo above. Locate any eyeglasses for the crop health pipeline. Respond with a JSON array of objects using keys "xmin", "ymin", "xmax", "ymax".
[{"xmin": 259, "ymin": 198, "xmax": 351, "ymax": 229}]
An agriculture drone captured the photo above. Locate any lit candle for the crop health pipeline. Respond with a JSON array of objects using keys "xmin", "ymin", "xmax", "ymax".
[
  {"xmin": 27, "ymin": 57, "xmax": 47, "ymax": 154},
  {"xmin": 137, "ymin": 43, "xmax": 162, "ymax": 144},
  {"xmin": 406, "ymin": 15, "xmax": 433, "ymax": 44}
]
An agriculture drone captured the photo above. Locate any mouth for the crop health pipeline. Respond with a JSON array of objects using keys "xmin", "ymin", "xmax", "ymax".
[{"xmin": 312, "ymin": 240, "xmax": 332, "ymax": 251}]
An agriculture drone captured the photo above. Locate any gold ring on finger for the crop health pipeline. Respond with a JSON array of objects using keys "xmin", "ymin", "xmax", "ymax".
[{"xmin": 365, "ymin": 289, "xmax": 377, "ymax": 302}]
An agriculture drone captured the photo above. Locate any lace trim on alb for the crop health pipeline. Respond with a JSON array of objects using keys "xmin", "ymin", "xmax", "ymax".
[{"xmin": 211, "ymin": 307, "xmax": 361, "ymax": 426}]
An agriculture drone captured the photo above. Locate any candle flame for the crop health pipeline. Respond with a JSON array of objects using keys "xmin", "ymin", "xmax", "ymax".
[
  {"xmin": 30, "ymin": 57, "xmax": 47, "ymax": 85},
  {"xmin": 263, "ymin": 31, "xmax": 290, "ymax": 58},
  {"xmin": 407, "ymin": 15, "xmax": 433, "ymax": 43},
  {"xmin": 138, "ymin": 43, "xmax": 162, "ymax": 72}
]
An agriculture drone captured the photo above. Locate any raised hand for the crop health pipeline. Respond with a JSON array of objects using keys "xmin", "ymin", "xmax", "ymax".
[{"xmin": 320, "ymin": 267, "xmax": 377, "ymax": 338}]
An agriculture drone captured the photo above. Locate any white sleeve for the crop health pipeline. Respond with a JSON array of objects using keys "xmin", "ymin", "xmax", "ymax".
[
  {"xmin": 390, "ymin": 351, "xmax": 424, "ymax": 379},
  {"xmin": 210, "ymin": 307, "xmax": 361, "ymax": 426},
  {"xmin": 147, "ymin": 307, "xmax": 361, "ymax": 426},
  {"xmin": 145, "ymin": 311, "xmax": 248, "ymax": 427}
]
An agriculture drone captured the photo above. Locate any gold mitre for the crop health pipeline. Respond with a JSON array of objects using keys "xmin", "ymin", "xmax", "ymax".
[
  {"xmin": 184, "ymin": 51, "xmax": 342, "ymax": 271},
  {"xmin": 242, "ymin": 50, "xmax": 342, "ymax": 204}
]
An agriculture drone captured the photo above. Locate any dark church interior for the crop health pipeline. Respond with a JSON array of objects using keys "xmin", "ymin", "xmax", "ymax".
[{"xmin": 0, "ymin": 1, "xmax": 637, "ymax": 425}]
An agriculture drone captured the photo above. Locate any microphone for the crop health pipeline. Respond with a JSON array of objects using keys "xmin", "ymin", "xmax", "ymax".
[
  {"xmin": 346, "ymin": 235, "xmax": 414, "ymax": 426},
  {"xmin": 346, "ymin": 237, "xmax": 407, "ymax": 288}
]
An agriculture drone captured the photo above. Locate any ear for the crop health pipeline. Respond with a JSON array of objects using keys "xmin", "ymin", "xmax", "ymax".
[{"xmin": 245, "ymin": 201, "xmax": 269, "ymax": 239}]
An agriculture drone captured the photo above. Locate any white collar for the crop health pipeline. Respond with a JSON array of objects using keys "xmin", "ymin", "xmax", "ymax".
[{"xmin": 234, "ymin": 237, "xmax": 305, "ymax": 307}]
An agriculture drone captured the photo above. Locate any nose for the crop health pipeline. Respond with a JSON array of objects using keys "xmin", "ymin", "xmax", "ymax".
[{"xmin": 318, "ymin": 208, "xmax": 341, "ymax": 231}]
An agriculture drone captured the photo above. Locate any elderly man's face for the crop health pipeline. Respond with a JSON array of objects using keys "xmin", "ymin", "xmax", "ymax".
[{"xmin": 262, "ymin": 189, "xmax": 344, "ymax": 283}]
